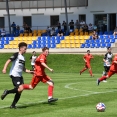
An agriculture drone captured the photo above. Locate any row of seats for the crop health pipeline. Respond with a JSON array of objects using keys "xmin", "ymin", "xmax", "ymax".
[{"xmin": 81, "ymin": 43, "xmax": 111, "ymax": 48}]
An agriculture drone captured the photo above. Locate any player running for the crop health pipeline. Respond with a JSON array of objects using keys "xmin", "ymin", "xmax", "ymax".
[
  {"xmin": 97, "ymin": 54, "xmax": 117, "ymax": 85},
  {"xmin": 102, "ymin": 47, "xmax": 113, "ymax": 82},
  {"xmin": 18, "ymin": 47, "xmax": 58, "ymax": 103},
  {"xmin": 30, "ymin": 51, "xmax": 37, "ymax": 70},
  {"xmin": 80, "ymin": 50, "xmax": 94, "ymax": 77},
  {"xmin": 1, "ymin": 42, "xmax": 33, "ymax": 109}
]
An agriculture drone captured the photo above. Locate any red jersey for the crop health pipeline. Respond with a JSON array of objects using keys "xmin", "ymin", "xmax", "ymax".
[
  {"xmin": 110, "ymin": 54, "xmax": 117, "ymax": 71},
  {"xmin": 34, "ymin": 53, "xmax": 47, "ymax": 76},
  {"xmin": 83, "ymin": 54, "xmax": 93, "ymax": 64}
]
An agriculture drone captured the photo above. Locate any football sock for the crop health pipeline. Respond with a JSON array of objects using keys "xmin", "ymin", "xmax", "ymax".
[
  {"xmin": 11, "ymin": 93, "xmax": 21, "ymax": 106},
  {"xmin": 23, "ymin": 84, "xmax": 30, "ymax": 89},
  {"xmin": 99, "ymin": 76, "xmax": 107, "ymax": 81},
  {"xmin": 89, "ymin": 70, "xmax": 93, "ymax": 76},
  {"xmin": 80, "ymin": 68, "xmax": 87, "ymax": 73},
  {"xmin": 48, "ymin": 85, "xmax": 54, "ymax": 99},
  {"xmin": 8, "ymin": 88, "xmax": 18, "ymax": 94}
]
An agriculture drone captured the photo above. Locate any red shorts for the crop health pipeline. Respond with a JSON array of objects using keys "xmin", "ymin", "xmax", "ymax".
[
  {"xmin": 30, "ymin": 75, "xmax": 51, "ymax": 88},
  {"xmin": 85, "ymin": 63, "xmax": 91, "ymax": 68},
  {"xmin": 107, "ymin": 70, "xmax": 117, "ymax": 77}
]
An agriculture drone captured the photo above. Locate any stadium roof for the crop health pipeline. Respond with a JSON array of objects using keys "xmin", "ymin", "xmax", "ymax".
[{"xmin": 0, "ymin": 0, "xmax": 88, "ymax": 10}]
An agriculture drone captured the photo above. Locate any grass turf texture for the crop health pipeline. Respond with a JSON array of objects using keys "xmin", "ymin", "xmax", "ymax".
[{"xmin": 0, "ymin": 53, "xmax": 117, "ymax": 117}]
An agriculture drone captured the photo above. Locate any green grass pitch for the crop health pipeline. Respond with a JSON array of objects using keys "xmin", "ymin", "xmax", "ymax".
[{"xmin": 0, "ymin": 53, "xmax": 117, "ymax": 117}]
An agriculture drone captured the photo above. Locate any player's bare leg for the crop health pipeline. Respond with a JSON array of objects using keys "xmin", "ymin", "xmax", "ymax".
[
  {"xmin": 88, "ymin": 68, "xmax": 94, "ymax": 77},
  {"xmin": 80, "ymin": 67, "xmax": 87, "ymax": 75},
  {"xmin": 47, "ymin": 80, "xmax": 58, "ymax": 103}
]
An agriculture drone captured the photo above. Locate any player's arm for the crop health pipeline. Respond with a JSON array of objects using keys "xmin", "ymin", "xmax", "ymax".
[
  {"xmin": 2, "ymin": 52, "xmax": 18, "ymax": 74},
  {"xmin": 2, "ymin": 59, "xmax": 11, "ymax": 74},
  {"xmin": 103, "ymin": 54, "xmax": 107, "ymax": 62},
  {"xmin": 91, "ymin": 55, "xmax": 94, "ymax": 59},
  {"xmin": 83, "ymin": 56, "xmax": 87, "ymax": 62},
  {"xmin": 41, "ymin": 62, "xmax": 53, "ymax": 72},
  {"xmin": 23, "ymin": 67, "xmax": 34, "ymax": 74}
]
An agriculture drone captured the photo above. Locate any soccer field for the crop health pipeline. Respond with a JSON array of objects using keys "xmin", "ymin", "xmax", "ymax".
[{"xmin": 0, "ymin": 73, "xmax": 117, "ymax": 117}]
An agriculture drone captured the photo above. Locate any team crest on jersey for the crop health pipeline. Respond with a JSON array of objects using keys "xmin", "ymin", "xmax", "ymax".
[
  {"xmin": 10, "ymin": 56, "xmax": 15, "ymax": 59},
  {"xmin": 17, "ymin": 81, "xmax": 20, "ymax": 84}
]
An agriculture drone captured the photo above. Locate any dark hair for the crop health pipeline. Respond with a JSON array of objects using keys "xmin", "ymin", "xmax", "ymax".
[
  {"xmin": 32, "ymin": 51, "xmax": 36, "ymax": 53},
  {"xmin": 18, "ymin": 42, "xmax": 27, "ymax": 49},
  {"xmin": 87, "ymin": 50, "xmax": 90, "ymax": 52},
  {"xmin": 42, "ymin": 47, "xmax": 49, "ymax": 52},
  {"xmin": 107, "ymin": 47, "xmax": 111, "ymax": 50}
]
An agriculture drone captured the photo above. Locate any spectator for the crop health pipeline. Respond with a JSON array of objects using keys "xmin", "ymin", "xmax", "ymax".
[
  {"xmin": 93, "ymin": 24, "xmax": 98, "ymax": 31},
  {"xmin": 30, "ymin": 51, "xmax": 37, "ymax": 70},
  {"xmin": 57, "ymin": 21, "xmax": 61, "ymax": 30},
  {"xmin": 113, "ymin": 27, "xmax": 117, "ymax": 36},
  {"xmin": 11, "ymin": 22, "xmax": 16, "ymax": 35},
  {"xmin": 92, "ymin": 30, "xmax": 98, "ymax": 40},
  {"xmin": 1, "ymin": 28, "xmax": 6, "ymax": 37},
  {"xmin": 57, "ymin": 28, "xmax": 63, "ymax": 36},
  {"xmin": 16, "ymin": 25, "xmax": 20, "ymax": 34},
  {"xmin": 62, "ymin": 21, "xmax": 67, "ymax": 34},
  {"xmin": 23, "ymin": 22, "xmax": 26, "ymax": 30},
  {"xmin": 75, "ymin": 20, "xmax": 80, "ymax": 29},
  {"xmin": 69, "ymin": 20, "xmax": 74, "ymax": 32},
  {"xmin": 25, "ymin": 25, "xmax": 32, "ymax": 33},
  {"xmin": 46, "ymin": 26, "xmax": 51, "ymax": 36},
  {"xmin": 80, "ymin": 20, "xmax": 85, "ymax": 28},
  {"xmin": 50, "ymin": 27, "xmax": 56, "ymax": 36},
  {"xmin": 83, "ymin": 24, "xmax": 88, "ymax": 33},
  {"xmin": 88, "ymin": 23, "xmax": 93, "ymax": 33}
]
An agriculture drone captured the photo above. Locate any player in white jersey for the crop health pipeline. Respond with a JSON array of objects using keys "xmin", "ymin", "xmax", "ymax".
[
  {"xmin": 30, "ymin": 51, "xmax": 37, "ymax": 70},
  {"xmin": 102, "ymin": 47, "xmax": 113, "ymax": 82},
  {"xmin": 1, "ymin": 42, "xmax": 33, "ymax": 109}
]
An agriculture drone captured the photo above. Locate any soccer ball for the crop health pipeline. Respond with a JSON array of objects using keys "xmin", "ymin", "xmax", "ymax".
[{"xmin": 96, "ymin": 102, "xmax": 106, "ymax": 112}]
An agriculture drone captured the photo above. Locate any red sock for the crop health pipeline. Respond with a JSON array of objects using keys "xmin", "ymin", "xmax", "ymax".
[
  {"xmin": 80, "ymin": 68, "xmax": 87, "ymax": 73},
  {"xmin": 89, "ymin": 70, "xmax": 93, "ymax": 76},
  {"xmin": 99, "ymin": 76, "xmax": 107, "ymax": 81},
  {"xmin": 23, "ymin": 84, "xmax": 30, "ymax": 90},
  {"xmin": 48, "ymin": 85, "xmax": 54, "ymax": 97}
]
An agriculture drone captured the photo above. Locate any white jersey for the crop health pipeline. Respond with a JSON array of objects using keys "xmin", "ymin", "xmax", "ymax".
[
  {"xmin": 9, "ymin": 52, "xmax": 25, "ymax": 77},
  {"xmin": 30, "ymin": 55, "xmax": 37, "ymax": 65},
  {"xmin": 103, "ymin": 52, "xmax": 113, "ymax": 67}
]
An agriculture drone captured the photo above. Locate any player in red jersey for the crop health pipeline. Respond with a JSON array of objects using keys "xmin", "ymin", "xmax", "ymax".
[
  {"xmin": 18, "ymin": 47, "xmax": 58, "ymax": 103},
  {"xmin": 80, "ymin": 50, "xmax": 94, "ymax": 77},
  {"xmin": 97, "ymin": 54, "xmax": 117, "ymax": 85}
]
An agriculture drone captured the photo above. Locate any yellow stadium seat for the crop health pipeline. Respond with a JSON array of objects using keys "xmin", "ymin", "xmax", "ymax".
[
  {"xmin": 13, "ymin": 45, "xmax": 18, "ymax": 49},
  {"xmin": 75, "ymin": 36, "xmax": 80, "ymax": 39},
  {"xmin": 29, "ymin": 33, "xmax": 33, "ymax": 36},
  {"xmin": 24, "ymin": 33, "xmax": 28, "ymax": 36},
  {"xmin": 8, "ymin": 45, "xmax": 13, "ymax": 49},
  {"xmin": 37, "ymin": 33, "xmax": 41, "ymax": 36},
  {"xmin": 75, "ymin": 29, "xmax": 78, "ymax": 32},
  {"xmin": 65, "ymin": 36, "xmax": 69, "ymax": 39},
  {"xmin": 70, "ymin": 44, "xmax": 75, "ymax": 48},
  {"xmin": 80, "ymin": 32, "xmax": 83, "ymax": 35},
  {"xmin": 20, "ymin": 33, "xmax": 23, "ymax": 37},
  {"xmin": 69, "ymin": 36, "xmax": 74, "ymax": 40},
  {"xmin": 84, "ymin": 36, "xmax": 90, "ymax": 40},
  {"xmin": 61, "ymin": 40, "xmax": 65, "ymax": 44},
  {"xmin": 4, "ymin": 45, "xmax": 9, "ymax": 49},
  {"xmin": 66, "ymin": 44, "xmax": 70, "ymax": 48},
  {"xmin": 61, "ymin": 44, "xmax": 66, "ymax": 48},
  {"xmin": 65, "ymin": 40, "xmax": 70, "ymax": 43},
  {"xmin": 75, "ymin": 39, "xmax": 80, "ymax": 43},
  {"xmin": 70, "ymin": 39, "xmax": 75, "ymax": 43},
  {"xmin": 27, "ymin": 41, "xmax": 32, "ymax": 44},
  {"xmin": 56, "ymin": 44, "xmax": 61, "ymax": 48},
  {"xmin": 80, "ymin": 36, "xmax": 84, "ymax": 39},
  {"xmin": 33, "ymin": 33, "xmax": 37, "ymax": 36},
  {"xmin": 84, "ymin": 32, "xmax": 89, "ymax": 35},
  {"xmin": 80, "ymin": 39, "xmax": 85, "ymax": 44},
  {"xmin": 75, "ymin": 43, "xmax": 80, "ymax": 48}
]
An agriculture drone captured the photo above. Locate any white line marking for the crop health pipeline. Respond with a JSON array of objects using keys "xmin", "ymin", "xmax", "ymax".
[
  {"xmin": 0, "ymin": 90, "xmax": 117, "ymax": 109},
  {"xmin": 65, "ymin": 82, "xmax": 96, "ymax": 93}
]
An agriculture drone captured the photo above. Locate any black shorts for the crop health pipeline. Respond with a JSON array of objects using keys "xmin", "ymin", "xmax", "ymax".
[
  {"xmin": 104, "ymin": 66, "xmax": 110, "ymax": 72},
  {"xmin": 10, "ymin": 75, "xmax": 24, "ymax": 88}
]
